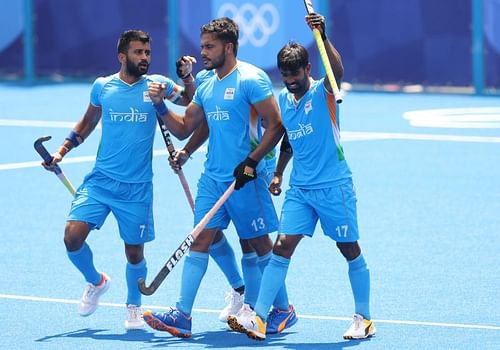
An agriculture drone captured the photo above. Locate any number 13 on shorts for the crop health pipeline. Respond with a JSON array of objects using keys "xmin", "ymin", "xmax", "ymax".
[{"xmin": 251, "ymin": 217, "xmax": 266, "ymax": 231}]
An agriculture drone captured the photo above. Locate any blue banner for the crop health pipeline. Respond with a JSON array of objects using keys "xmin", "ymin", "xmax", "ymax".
[{"xmin": 1, "ymin": 0, "xmax": 500, "ymax": 91}]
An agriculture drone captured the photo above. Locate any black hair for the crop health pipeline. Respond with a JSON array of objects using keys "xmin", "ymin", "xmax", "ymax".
[
  {"xmin": 117, "ymin": 30, "xmax": 150, "ymax": 54},
  {"xmin": 277, "ymin": 41, "xmax": 309, "ymax": 71},
  {"xmin": 201, "ymin": 17, "xmax": 239, "ymax": 56}
]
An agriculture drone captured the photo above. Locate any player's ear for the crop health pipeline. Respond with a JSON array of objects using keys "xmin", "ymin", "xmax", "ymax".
[
  {"xmin": 305, "ymin": 63, "xmax": 312, "ymax": 75},
  {"xmin": 118, "ymin": 52, "xmax": 126, "ymax": 64}
]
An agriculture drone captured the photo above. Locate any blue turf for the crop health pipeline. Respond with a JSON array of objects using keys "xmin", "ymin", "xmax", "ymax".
[{"xmin": 0, "ymin": 83, "xmax": 499, "ymax": 349}]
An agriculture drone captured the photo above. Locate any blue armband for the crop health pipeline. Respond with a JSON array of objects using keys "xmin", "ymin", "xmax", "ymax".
[
  {"xmin": 65, "ymin": 130, "xmax": 84, "ymax": 147},
  {"xmin": 153, "ymin": 101, "xmax": 168, "ymax": 116}
]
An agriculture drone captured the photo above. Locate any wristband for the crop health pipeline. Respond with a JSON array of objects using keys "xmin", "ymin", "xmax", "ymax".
[
  {"xmin": 65, "ymin": 130, "xmax": 83, "ymax": 147},
  {"xmin": 153, "ymin": 101, "xmax": 168, "ymax": 116}
]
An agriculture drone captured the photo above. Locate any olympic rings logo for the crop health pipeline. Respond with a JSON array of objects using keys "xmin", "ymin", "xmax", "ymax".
[{"xmin": 217, "ymin": 2, "xmax": 280, "ymax": 47}]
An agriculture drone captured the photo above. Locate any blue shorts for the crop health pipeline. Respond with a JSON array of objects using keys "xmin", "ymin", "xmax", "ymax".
[
  {"xmin": 194, "ymin": 174, "xmax": 278, "ymax": 239},
  {"xmin": 68, "ymin": 170, "xmax": 154, "ymax": 245},
  {"xmin": 278, "ymin": 179, "xmax": 359, "ymax": 242}
]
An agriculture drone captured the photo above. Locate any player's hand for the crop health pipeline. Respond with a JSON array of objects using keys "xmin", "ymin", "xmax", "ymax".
[
  {"xmin": 41, "ymin": 151, "xmax": 63, "ymax": 172},
  {"xmin": 169, "ymin": 149, "xmax": 190, "ymax": 173},
  {"xmin": 176, "ymin": 55, "xmax": 197, "ymax": 79},
  {"xmin": 268, "ymin": 173, "xmax": 283, "ymax": 196},
  {"xmin": 306, "ymin": 13, "xmax": 326, "ymax": 40},
  {"xmin": 233, "ymin": 157, "xmax": 258, "ymax": 190},
  {"xmin": 148, "ymin": 82, "xmax": 167, "ymax": 104}
]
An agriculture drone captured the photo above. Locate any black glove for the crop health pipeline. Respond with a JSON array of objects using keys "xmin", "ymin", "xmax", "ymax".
[
  {"xmin": 233, "ymin": 157, "xmax": 258, "ymax": 190},
  {"xmin": 176, "ymin": 56, "xmax": 191, "ymax": 79}
]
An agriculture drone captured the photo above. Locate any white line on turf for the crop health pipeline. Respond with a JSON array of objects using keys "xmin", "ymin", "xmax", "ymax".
[
  {"xmin": 2, "ymin": 131, "xmax": 500, "ymax": 171},
  {"xmin": 0, "ymin": 293, "xmax": 499, "ymax": 331}
]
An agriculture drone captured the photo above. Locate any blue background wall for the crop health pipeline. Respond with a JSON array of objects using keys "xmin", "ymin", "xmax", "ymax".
[{"xmin": 0, "ymin": 0, "xmax": 498, "ymax": 92}]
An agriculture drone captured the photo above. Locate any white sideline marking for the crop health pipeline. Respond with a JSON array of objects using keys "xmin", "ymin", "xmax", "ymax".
[
  {"xmin": 403, "ymin": 107, "xmax": 500, "ymax": 128},
  {"xmin": 0, "ymin": 293, "xmax": 499, "ymax": 331},
  {"xmin": 0, "ymin": 119, "xmax": 101, "ymax": 129},
  {"xmin": 0, "ymin": 148, "xmax": 206, "ymax": 171},
  {"xmin": 2, "ymin": 131, "xmax": 499, "ymax": 171}
]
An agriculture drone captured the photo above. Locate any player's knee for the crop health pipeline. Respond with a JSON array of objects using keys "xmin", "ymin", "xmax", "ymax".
[
  {"xmin": 273, "ymin": 234, "xmax": 301, "ymax": 259},
  {"xmin": 190, "ymin": 229, "xmax": 217, "ymax": 252},
  {"xmin": 247, "ymin": 235, "xmax": 273, "ymax": 256},
  {"xmin": 239, "ymin": 238, "xmax": 254, "ymax": 253},
  {"xmin": 336, "ymin": 241, "xmax": 361, "ymax": 261},
  {"xmin": 213, "ymin": 230, "xmax": 224, "ymax": 244},
  {"xmin": 63, "ymin": 221, "xmax": 88, "ymax": 251},
  {"xmin": 125, "ymin": 244, "xmax": 144, "ymax": 264}
]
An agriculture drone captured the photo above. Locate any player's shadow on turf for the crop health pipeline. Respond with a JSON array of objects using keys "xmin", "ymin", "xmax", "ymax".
[
  {"xmin": 145, "ymin": 329, "xmax": 370, "ymax": 349},
  {"xmin": 35, "ymin": 328, "xmax": 160, "ymax": 343}
]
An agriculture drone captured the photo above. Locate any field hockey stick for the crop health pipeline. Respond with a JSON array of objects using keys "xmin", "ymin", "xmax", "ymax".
[
  {"xmin": 157, "ymin": 117, "xmax": 195, "ymax": 211},
  {"xmin": 138, "ymin": 181, "xmax": 235, "ymax": 295},
  {"xmin": 303, "ymin": 0, "xmax": 343, "ymax": 103},
  {"xmin": 34, "ymin": 136, "xmax": 76, "ymax": 196}
]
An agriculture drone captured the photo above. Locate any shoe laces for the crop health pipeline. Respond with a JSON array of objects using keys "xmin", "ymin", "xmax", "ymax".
[
  {"xmin": 267, "ymin": 307, "xmax": 280, "ymax": 324},
  {"xmin": 224, "ymin": 289, "xmax": 241, "ymax": 307},
  {"xmin": 82, "ymin": 284, "xmax": 98, "ymax": 301},
  {"xmin": 352, "ymin": 314, "xmax": 364, "ymax": 330},
  {"xmin": 127, "ymin": 305, "xmax": 143, "ymax": 320}
]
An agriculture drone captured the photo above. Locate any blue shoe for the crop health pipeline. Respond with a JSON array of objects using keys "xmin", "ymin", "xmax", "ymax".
[
  {"xmin": 266, "ymin": 304, "xmax": 298, "ymax": 334},
  {"xmin": 143, "ymin": 307, "xmax": 192, "ymax": 338}
]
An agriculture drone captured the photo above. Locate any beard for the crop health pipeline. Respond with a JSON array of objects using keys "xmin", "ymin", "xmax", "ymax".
[
  {"xmin": 126, "ymin": 58, "xmax": 149, "ymax": 77},
  {"xmin": 285, "ymin": 75, "xmax": 309, "ymax": 95},
  {"xmin": 203, "ymin": 54, "xmax": 225, "ymax": 71}
]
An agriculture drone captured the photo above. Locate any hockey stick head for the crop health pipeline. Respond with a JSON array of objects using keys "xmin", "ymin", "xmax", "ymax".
[
  {"xmin": 138, "ymin": 277, "xmax": 155, "ymax": 296},
  {"xmin": 34, "ymin": 135, "xmax": 63, "ymax": 174},
  {"xmin": 34, "ymin": 135, "xmax": 54, "ymax": 164}
]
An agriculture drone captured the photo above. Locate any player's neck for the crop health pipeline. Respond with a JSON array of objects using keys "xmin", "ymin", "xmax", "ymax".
[
  {"xmin": 119, "ymin": 71, "xmax": 143, "ymax": 85},
  {"xmin": 216, "ymin": 57, "xmax": 237, "ymax": 80}
]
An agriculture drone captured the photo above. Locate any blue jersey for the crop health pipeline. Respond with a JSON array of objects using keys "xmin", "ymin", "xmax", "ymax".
[
  {"xmin": 278, "ymin": 78, "xmax": 352, "ymax": 189},
  {"xmin": 192, "ymin": 61, "xmax": 274, "ymax": 182},
  {"xmin": 90, "ymin": 73, "xmax": 181, "ymax": 183}
]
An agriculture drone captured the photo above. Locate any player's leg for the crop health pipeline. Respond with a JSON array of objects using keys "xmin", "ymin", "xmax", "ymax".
[
  {"xmin": 112, "ymin": 180, "xmax": 155, "ymax": 329},
  {"xmin": 318, "ymin": 181, "xmax": 375, "ymax": 339},
  {"xmin": 124, "ymin": 243, "xmax": 147, "ymax": 329},
  {"xmin": 227, "ymin": 181, "xmax": 301, "ymax": 339},
  {"xmin": 210, "ymin": 229, "xmax": 245, "ymax": 322},
  {"xmin": 144, "ymin": 175, "xmax": 229, "ymax": 337},
  {"xmin": 65, "ymin": 172, "xmax": 112, "ymax": 317},
  {"xmin": 143, "ymin": 228, "xmax": 217, "ymax": 337}
]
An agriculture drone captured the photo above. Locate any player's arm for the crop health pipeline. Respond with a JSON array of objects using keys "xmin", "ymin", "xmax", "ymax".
[
  {"xmin": 248, "ymin": 96, "xmax": 285, "ymax": 162},
  {"xmin": 43, "ymin": 103, "xmax": 102, "ymax": 170},
  {"xmin": 269, "ymin": 133, "xmax": 292, "ymax": 196},
  {"xmin": 169, "ymin": 119, "xmax": 209, "ymax": 172},
  {"xmin": 306, "ymin": 13, "xmax": 343, "ymax": 93},
  {"xmin": 149, "ymin": 82, "xmax": 204, "ymax": 140}
]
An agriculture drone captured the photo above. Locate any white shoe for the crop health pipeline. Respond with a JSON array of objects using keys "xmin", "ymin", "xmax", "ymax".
[
  {"xmin": 78, "ymin": 273, "xmax": 111, "ymax": 316},
  {"xmin": 218, "ymin": 289, "xmax": 244, "ymax": 322},
  {"xmin": 343, "ymin": 313, "xmax": 376, "ymax": 339},
  {"xmin": 227, "ymin": 304, "xmax": 266, "ymax": 341},
  {"xmin": 125, "ymin": 304, "xmax": 145, "ymax": 330}
]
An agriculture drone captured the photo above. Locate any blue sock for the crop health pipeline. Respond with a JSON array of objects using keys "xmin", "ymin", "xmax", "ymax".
[
  {"xmin": 126, "ymin": 259, "xmax": 147, "ymax": 306},
  {"xmin": 176, "ymin": 251, "xmax": 209, "ymax": 316},
  {"xmin": 241, "ymin": 252, "xmax": 261, "ymax": 308},
  {"xmin": 348, "ymin": 254, "xmax": 371, "ymax": 320},
  {"xmin": 255, "ymin": 253, "xmax": 290, "ymax": 319},
  {"xmin": 257, "ymin": 252, "xmax": 289, "ymax": 311},
  {"xmin": 67, "ymin": 242, "xmax": 101, "ymax": 285},
  {"xmin": 209, "ymin": 235, "xmax": 244, "ymax": 289}
]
